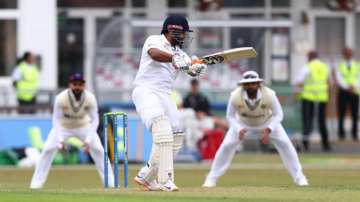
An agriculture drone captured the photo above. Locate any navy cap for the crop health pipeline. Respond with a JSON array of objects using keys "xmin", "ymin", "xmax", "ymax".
[
  {"xmin": 161, "ymin": 15, "xmax": 193, "ymax": 34},
  {"xmin": 69, "ymin": 73, "xmax": 85, "ymax": 83}
]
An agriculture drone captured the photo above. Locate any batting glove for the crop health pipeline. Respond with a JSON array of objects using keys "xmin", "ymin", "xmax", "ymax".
[
  {"xmin": 172, "ymin": 52, "xmax": 191, "ymax": 70},
  {"xmin": 187, "ymin": 56, "xmax": 207, "ymax": 77}
]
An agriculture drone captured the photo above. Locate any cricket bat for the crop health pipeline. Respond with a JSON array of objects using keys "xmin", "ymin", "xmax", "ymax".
[{"xmin": 201, "ymin": 47, "xmax": 257, "ymax": 65}]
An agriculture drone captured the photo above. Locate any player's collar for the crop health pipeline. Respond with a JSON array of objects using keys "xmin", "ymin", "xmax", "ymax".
[
  {"xmin": 161, "ymin": 34, "xmax": 171, "ymax": 46},
  {"xmin": 67, "ymin": 89, "xmax": 85, "ymax": 113}
]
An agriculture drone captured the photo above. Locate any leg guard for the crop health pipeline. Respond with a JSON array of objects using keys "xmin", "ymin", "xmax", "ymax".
[
  {"xmin": 143, "ymin": 132, "xmax": 185, "ymax": 182},
  {"xmin": 134, "ymin": 163, "xmax": 160, "ymax": 190},
  {"xmin": 171, "ymin": 132, "xmax": 184, "ymax": 181},
  {"xmin": 151, "ymin": 116, "xmax": 174, "ymax": 184},
  {"xmin": 173, "ymin": 132, "xmax": 185, "ymax": 156},
  {"xmin": 139, "ymin": 162, "xmax": 158, "ymax": 183},
  {"xmin": 140, "ymin": 141, "xmax": 159, "ymax": 183}
]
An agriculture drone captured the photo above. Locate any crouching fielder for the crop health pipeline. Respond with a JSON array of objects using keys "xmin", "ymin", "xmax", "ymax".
[
  {"xmin": 30, "ymin": 73, "xmax": 114, "ymax": 189},
  {"xmin": 203, "ymin": 71, "xmax": 309, "ymax": 187}
]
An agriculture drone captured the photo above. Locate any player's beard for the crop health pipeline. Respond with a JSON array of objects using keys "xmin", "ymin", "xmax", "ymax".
[
  {"xmin": 72, "ymin": 90, "xmax": 83, "ymax": 101},
  {"xmin": 246, "ymin": 88, "xmax": 258, "ymax": 98}
]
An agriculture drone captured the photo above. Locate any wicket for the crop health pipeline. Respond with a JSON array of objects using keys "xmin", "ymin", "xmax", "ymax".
[{"xmin": 103, "ymin": 112, "xmax": 128, "ymax": 188}]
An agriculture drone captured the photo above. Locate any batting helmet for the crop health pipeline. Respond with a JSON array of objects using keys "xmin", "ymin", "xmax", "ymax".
[{"xmin": 161, "ymin": 15, "xmax": 193, "ymax": 34}]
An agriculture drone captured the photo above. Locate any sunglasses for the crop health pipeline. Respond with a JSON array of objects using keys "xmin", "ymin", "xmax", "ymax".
[{"xmin": 243, "ymin": 74, "xmax": 257, "ymax": 79}]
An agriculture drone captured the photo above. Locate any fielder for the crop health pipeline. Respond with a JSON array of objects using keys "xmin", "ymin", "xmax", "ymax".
[
  {"xmin": 132, "ymin": 15, "xmax": 207, "ymax": 191},
  {"xmin": 203, "ymin": 71, "xmax": 309, "ymax": 187},
  {"xmin": 30, "ymin": 73, "xmax": 114, "ymax": 189}
]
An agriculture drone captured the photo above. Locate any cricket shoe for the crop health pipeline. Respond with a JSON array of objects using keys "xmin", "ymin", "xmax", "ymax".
[
  {"xmin": 295, "ymin": 177, "xmax": 309, "ymax": 187},
  {"xmin": 159, "ymin": 180, "xmax": 179, "ymax": 192},
  {"xmin": 202, "ymin": 179, "xmax": 216, "ymax": 188},
  {"xmin": 134, "ymin": 175, "xmax": 160, "ymax": 191}
]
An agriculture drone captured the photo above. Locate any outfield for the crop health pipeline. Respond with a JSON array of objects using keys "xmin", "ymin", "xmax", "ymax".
[{"xmin": 1, "ymin": 154, "xmax": 360, "ymax": 202}]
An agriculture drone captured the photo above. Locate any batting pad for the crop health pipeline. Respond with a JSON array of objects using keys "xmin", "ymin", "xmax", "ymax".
[
  {"xmin": 151, "ymin": 116, "xmax": 174, "ymax": 183},
  {"xmin": 173, "ymin": 132, "xmax": 185, "ymax": 156},
  {"xmin": 151, "ymin": 116, "xmax": 173, "ymax": 143},
  {"xmin": 145, "ymin": 131, "xmax": 184, "ymax": 182},
  {"xmin": 139, "ymin": 163, "xmax": 158, "ymax": 183},
  {"xmin": 158, "ymin": 142, "xmax": 174, "ymax": 183}
]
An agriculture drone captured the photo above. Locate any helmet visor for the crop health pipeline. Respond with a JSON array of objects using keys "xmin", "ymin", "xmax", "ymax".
[{"xmin": 168, "ymin": 29, "xmax": 193, "ymax": 47}]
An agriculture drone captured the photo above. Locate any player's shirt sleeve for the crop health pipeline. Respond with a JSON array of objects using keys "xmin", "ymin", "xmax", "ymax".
[
  {"xmin": 144, "ymin": 35, "xmax": 163, "ymax": 52},
  {"xmin": 226, "ymin": 94, "xmax": 244, "ymax": 134},
  {"xmin": 89, "ymin": 94, "xmax": 99, "ymax": 132},
  {"xmin": 266, "ymin": 92, "xmax": 284, "ymax": 132},
  {"xmin": 84, "ymin": 93, "xmax": 99, "ymax": 143},
  {"xmin": 144, "ymin": 35, "xmax": 172, "ymax": 55},
  {"xmin": 52, "ymin": 96, "xmax": 64, "ymax": 142}
]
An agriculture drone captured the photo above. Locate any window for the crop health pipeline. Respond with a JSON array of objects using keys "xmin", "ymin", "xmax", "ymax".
[
  {"xmin": 230, "ymin": 28, "xmax": 264, "ymax": 75},
  {"xmin": 96, "ymin": 18, "xmax": 123, "ymax": 48},
  {"xmin": 316, "ymin": 17, "xmax": 345, "ymax": 59},
  {"xmin": 224, "ymin": 0, "xmax": 264, "ymax": 7},
  {"xmin": 58, "ymin": 18, "xmax": 84, "ymax": 87},
  {"xmin": 0, "ymin": 20, "xmax": 17, "ymax": 76},
  {"xmin": 197, "ymin": 27, "xmax": 223, "ymax": 49},
  {"xmin": 271, "ymin": 28, "xmax": 290, "ymax": 82},
  {"xmin": 97, "ymin": 18, "xmax": 112, "ymax": 39},
  {"xmin": 58, "ymin": 0, "xmax": 125, "ymax": 8},
  {"xmin": 168, "ymin": 0, "xmax": 187, "ymax": 7},
  {"xmin": 272, "ymin": 14, "xmax": 290, "ymax": 19},
  {"xmin": 132, "ymin": 0, "xmax": 146, "ymax": 7},
  {"xmin": 231, "ymin": 14, "xmax": 265, "ymax": 19},
  {"xmin": 0, "ymin": 0, "xmax": 17, "ymax": 8},
  {"xmin": 311, "ymin": 0, "xmax": 330, "ymax": 8},
  {"xmin": 356, "ymin": 14, "xmax": 360, "ymax": 58},
  {"xmin": 132, "ymin": 13, "xmax": 147, "ymax": 49},
  {"xmin": 272, "ymin": 0, "xmax": 290, "ymax": 7}
]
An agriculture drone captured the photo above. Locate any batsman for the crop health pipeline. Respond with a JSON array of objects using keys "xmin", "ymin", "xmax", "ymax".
[{"xmin": 132, "ymin": 15, "xmax": 207, "ymax": 191}]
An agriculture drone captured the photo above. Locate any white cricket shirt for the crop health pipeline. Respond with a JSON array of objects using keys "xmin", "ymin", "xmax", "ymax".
[
  {"xmin": 134, "ymin": 34, "xmax": 186, "ymax": 94},
  {"xmin": 226, "ymin": 86, "xmax": 283, "ymax": 134},
  {"xmin": 52, "ymin": 89, "xmax": 99, "ymax": 142}
]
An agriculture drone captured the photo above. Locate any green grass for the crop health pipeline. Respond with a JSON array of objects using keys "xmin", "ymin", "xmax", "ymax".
[{"xmin": 1, "ymin": 154, "xmax": 360, "ymax": 202}]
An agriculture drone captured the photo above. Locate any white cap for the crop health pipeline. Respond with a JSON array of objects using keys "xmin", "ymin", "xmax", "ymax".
[{"xmin": 237, "ymin": 71, "xmax": 263, "ymax": 85}]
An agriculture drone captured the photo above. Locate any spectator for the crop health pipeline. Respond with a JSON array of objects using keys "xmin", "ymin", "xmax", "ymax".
[
  {"xmin": 183, "ymin": 79, "xmax": 211, "ymax": 116},
  {"xmin": 182, "ymin": 80, "xmax": 228, "ymax": 160},
  {"xmin": 11, "ymin": 52, "xmax": 40, "ymax": 114},
  {"xmin": 171, "ymin": 89, "xmax": 203, "ymax": 160},
  {"xmin": 335, "ymin": 47, "xmax": 360, "ymax": 141},
  {"xmin": 294, "ymin": 51, "xmax": 332, "ymax": 152}
]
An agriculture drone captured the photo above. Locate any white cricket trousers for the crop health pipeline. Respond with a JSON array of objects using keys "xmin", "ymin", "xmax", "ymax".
[
  {"xmin": 132, "ymin": 86, "xmax": 180, "ymax": 131},
  {"xmin": 206, "ymin": 124, "xmax": 306, "ymax": 184},
  {"xmin": 132, "ymin": 86, "xmax": 182, "ymax": 181},
  {"xmin": 30, "ymin": 126, "xmax": 114, "ymax": 188}
]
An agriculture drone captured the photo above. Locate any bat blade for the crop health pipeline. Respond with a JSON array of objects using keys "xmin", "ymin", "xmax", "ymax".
[{"xmin": 201, "ymin": 47, "xmax": 257, "ymax": 65}]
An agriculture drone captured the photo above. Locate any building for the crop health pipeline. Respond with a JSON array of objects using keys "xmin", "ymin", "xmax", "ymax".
[{"xmin": 0, "ymin": 0, "xmax": 359, "ymax": 106}]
